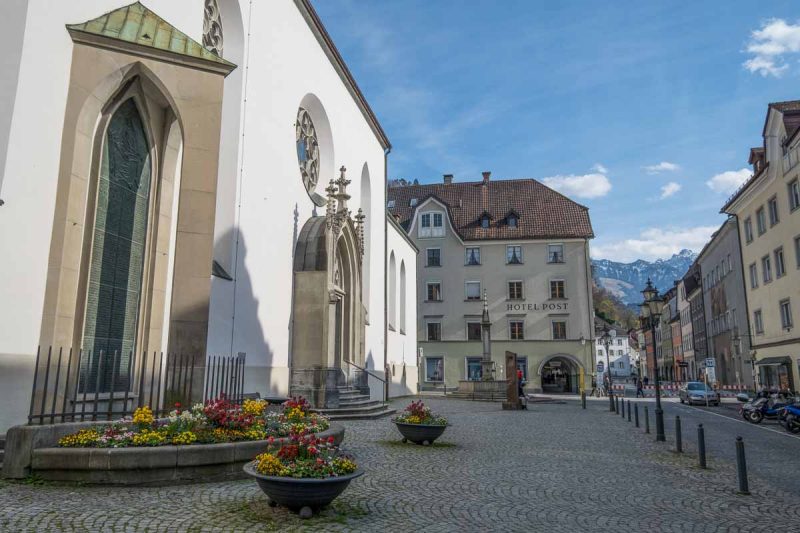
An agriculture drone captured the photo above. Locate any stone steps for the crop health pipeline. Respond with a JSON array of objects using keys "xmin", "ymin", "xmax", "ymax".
[{"xmin": 314, "ymin": 402, "xmax": 396, "ymax": 420}]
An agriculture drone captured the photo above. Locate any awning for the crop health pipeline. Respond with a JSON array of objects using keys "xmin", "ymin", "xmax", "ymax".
[{"xmin": 755, "ymin": 356, "xmax": 792, "ymax": 366}]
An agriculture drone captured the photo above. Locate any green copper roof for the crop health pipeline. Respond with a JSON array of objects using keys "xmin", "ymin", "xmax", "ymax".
[{"xmin": 67, "ymin": 2, "xmax": 234, "ymax": 68}]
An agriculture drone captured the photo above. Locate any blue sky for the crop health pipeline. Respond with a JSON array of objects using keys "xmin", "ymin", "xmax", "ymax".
[{"xmin": 314, "ymin": 1, "xmax": 800, "ymax": 262}]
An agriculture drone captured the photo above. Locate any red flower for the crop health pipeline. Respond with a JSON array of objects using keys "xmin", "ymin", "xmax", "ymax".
[{"xmin": 327, "ymin": 436, "xmax": 335, "ymax": 444}]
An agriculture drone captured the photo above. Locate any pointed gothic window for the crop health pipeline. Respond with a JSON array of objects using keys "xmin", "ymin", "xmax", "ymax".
[{"xmin": 81, "ymin": 99, "xmax": 151, "ymax": 393}]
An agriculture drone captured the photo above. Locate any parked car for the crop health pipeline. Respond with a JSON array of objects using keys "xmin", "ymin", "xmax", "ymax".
[{"xmin": 679, "ymin": 382, "xmax": 720, "ymax": 406}]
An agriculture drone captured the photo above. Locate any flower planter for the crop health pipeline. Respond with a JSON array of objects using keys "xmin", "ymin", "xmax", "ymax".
[
  {"xmin": 393, "ymin": 421, "xmax": 448, "ymax": 445},
  {"xmin": 243, "ymin": 462, "xmax": 363, "ymax": 514}
]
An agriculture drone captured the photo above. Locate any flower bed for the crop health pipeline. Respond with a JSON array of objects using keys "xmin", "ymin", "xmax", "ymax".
[
  {"xmin": 393, "ymin": 400, "xmax": 447, "ymax": 426},
  {"xmin": 57, "ymin": 396, "xmax": 329, "ymax": 448}
]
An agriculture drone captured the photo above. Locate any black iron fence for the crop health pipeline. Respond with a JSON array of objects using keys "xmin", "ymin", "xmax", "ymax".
[{"xmin": 27, "ymin": 346, "xmax": 246, "ymax": 425}]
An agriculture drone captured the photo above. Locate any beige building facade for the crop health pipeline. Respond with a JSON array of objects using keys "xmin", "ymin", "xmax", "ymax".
[
  {"xmin": 388, "ymin": 174, "xmax": 595, "ymax": 394},
  {"xmin": 723, "ymin": 101, "xmax": 800, "ymax": 391}
]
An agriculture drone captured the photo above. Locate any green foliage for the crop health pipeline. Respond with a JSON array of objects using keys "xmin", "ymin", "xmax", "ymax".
[{"xmin": 593, "ymin": 284, "xmax": 639, "ymax": 330}]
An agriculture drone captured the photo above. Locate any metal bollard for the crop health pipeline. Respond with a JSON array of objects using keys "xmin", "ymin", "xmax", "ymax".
[
  {"xmin": 698, "ymin": 424, "xmax": 706, "ymax": 469},
  {"xmin": 621, "ymin": 397, "xmax": 625, "ymax": 418},
  {"xmin": 675, "ymin": 416, "xmax": 682, "ymax": 453},
  {"xmin": 735, "ymin": 437, "xmax": 749, "ymax": 495},
  {"xmin": 627, "ymin": 400, "xmax": 631, "ymax": 422},
  {"xmin": 644, "ymin": 406, "xmax": 650, "ymax": 434},
  {"xmin": 634, "ymin": 403, "xmax": 640, "ymax": 427},
  {"xmin": 581, "ymin": 390, "xmax": 586, "ymax": 409}
]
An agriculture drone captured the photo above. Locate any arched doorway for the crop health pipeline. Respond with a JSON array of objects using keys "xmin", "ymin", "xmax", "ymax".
[{"xmin": 539, "ymin": 354, "xmax": 584, "ymax": 394}]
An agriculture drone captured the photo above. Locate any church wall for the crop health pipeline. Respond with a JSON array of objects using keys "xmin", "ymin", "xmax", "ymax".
[
  {"xmin": 204, "ymin": 0, "xmax": 388, "ymax": 398},
  {"xmin": 386, "ymin": 217, "xmax": 419, "ymax": 398}
]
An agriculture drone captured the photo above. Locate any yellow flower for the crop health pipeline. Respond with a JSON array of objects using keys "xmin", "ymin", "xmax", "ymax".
[
  {"xmin": 132, "ymin": 429, "xmax": 166, "ymax": 446},
  {"xmin": 242, "ymin": 398, "xmax": 268, "ymax": 416},
  {"xmin": 286, "ymin": 406, "xmax": 305, "ymax": 421},
  {"xmin": 332, "ymin": 457, "xmax": 357, "ymax": 474},
  {"xmin": 404, "ymin": 415, "xmax": 422, "ymax": 424},
  {"xmin": 133, "ymin": 406, "xmax": 154, "ymax": 426},
  {"xmin": 171, "ymin": 431, "xmax": 197, "ymax": 445},
  {"xmin": 58, "ymin": 428, "xmax": 100, "ymax": 447},
  {"xmin": 245, "ymin": 428, "xmax": 267, "ymax": 441},
  {"xmin": 255, "ymin": 453, "xmax": 288, "ymax": 476}
]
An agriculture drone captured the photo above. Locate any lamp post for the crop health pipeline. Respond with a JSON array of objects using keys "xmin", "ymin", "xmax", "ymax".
[
  {"xmin": 600, "ymin": 325, "xmax": 616, "ymax": 411},
  {"xmin": 640, "ymin": 278, "xmax": 665, "ymax": 442}
]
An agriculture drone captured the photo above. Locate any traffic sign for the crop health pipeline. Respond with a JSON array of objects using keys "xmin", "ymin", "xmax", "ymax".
[{"xmin": 704, "ymin": 358, "xmax": 715, "ymax": 368}]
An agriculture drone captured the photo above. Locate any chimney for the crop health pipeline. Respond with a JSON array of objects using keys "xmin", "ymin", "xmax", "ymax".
[
  {"xmin": 482, "ymin": 171, "xmax": 491, "ymax": 184},
  {"xmin": 443, "ymin": 174, "xmax": 453, "ymax": 184}
]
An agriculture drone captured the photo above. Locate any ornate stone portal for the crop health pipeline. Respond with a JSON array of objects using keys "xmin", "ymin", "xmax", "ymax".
[
  {"xmin": 290, "ymin": 167, "xmax": 366, "ymax": 408},
  {"xmin": 202, "ymin": 0, "xmax": 224, "ymax": 57}
]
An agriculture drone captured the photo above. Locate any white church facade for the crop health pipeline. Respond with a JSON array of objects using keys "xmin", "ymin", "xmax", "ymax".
[{"xmin": 0, "ymin": 0, "xmax": 417, "ymax": 432}]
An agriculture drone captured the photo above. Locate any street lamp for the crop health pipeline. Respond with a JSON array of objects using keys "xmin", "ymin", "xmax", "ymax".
[
  {"xmin": 640, "ymin": 278, "xmax": 666, "ymax": 442},
  {"xmin": 600, "ymin": 325, "xmax": 617, "ymax": 412}
]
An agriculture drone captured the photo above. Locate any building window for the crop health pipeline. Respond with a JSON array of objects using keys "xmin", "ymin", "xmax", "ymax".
[
  {"xmin": 509, "ymin": 320, "xmax": 524, "ymax": 340},
  {"xmin": 749, "ymin": 263, "xmax": 758, "ymax": 289},
  {"xmin": 775, "ymin": 247, "xmax": 786, "ymax": 278},
  {"xmin": 419, "ymin": 211, "xmax": 444, "ymax": 238},
  {"xmin": 550, "ymin": 280, "xmax": 566, "ymax": 299},
  {"xmin": 754, "ymin": 310, "xmax": 764, "ymax": 335},
  {"xmin": 795, "ymin": 236, "xmax": 800, "ymax": 268},
  {"xmin": 425, "ymin": 357, "xmax": 444, "ymax": 382},
  {"xmin": 426, "ymin": 282, "xmax": 442, "ymax": 301},
  {"xmin": 780, "ymin": 299, "xmax": 793, "ymax": 329},
  {"xmin": 387, "ymin": 200, "xmax": 395, "ymax": 208},
  {"xmin": 507, "ymin": 214, "xmax": 518, "ymax": 228},
  {"xmin": 508, "ymin": 280, "xmax": 524, "ymax": 300},
  {"xmin": 465, "ymin": 247, "xmax": 481, "ymax": 266},
  {"xmin": 426, "ymin": 322, "xmax": 442, "ymax": 341},
  {"xmin": 789, "ymin": 179, "xmax": 800, "ymax": 211},
  {"xmin": 768, "ymin": 196, "xmax": 780, "ymax": 226},
  {"xmin": 409, "ymin": 198, "xmax": 418, "ymax": 207},
  {"xmin": 507, "ymin": 245, "xmax": 523, "ymax": 264},
  {"xmin": 466, "ymin": 357, "xmax": 482, "ymax": 381},
  {"xmin": 465, "ymin": 281, "xmax": 481, "ymax": 300},
  {"xmin": 426, "ymin": 248, "xmax": 441, "ymax": 267},
  {"xmin": 552, "ymin": 321, "xmax": 567, "ymax": 340},
  {"xmin": 756, "ymin": 206, "xmax": 767, "ymax": 235},
  {"xmin": 517, "ymin": 357, "xmax": 528, "ymax": 380},
  {"xmin": 480, "ymin": 215, "xmax": 490, "ymax": 229},
  {"xmin": 82, "ymin": 99, "xmax": 151, "ymax": 392},
  {"xmin": 744, "ymin": 217, "xmax": 753, "ymax": 243},
  {"xmin": 762, "ymin": 255, "xmax": 772, "ymax": 283},
  {"xmin": 467, "ymin": 321, "xmax": 482, "ymax": 341},
  {"xmin": 547, "ymin": 244, "xmax": 565, "ymax": 263}
]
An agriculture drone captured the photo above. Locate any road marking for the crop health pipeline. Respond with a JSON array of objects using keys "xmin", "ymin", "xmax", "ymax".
[{"xmin": 671, "ymin": 403, "xmax": 800, "ymax": 441}]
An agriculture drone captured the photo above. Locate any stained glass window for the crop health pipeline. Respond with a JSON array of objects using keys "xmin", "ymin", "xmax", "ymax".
[{"xmin": 82, "ymin": 99, "xmax": 151, "ymax": 393}]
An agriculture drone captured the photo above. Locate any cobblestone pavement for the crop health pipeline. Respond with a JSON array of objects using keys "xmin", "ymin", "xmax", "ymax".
[{"xmin": 2, "ymin": 398, "xmax": 800, "ymax": 532}]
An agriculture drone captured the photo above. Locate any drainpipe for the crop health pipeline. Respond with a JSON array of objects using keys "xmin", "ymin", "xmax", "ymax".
[{"xmin": 383, "ymin": 147, "xmax": 390, "ymax": 402}]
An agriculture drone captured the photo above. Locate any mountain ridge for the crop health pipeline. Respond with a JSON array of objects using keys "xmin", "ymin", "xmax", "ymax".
[{"xmin": 591, "ymin": 249, "xmax": 696, "ymax": 305}]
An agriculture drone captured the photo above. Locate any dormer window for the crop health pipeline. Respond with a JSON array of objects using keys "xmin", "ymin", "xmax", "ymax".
[
  {"xmin": 481, "ymin": 216, "xmax": 490, "ymax": 229},
  {"xmin": 507, "ymin": 214, "xmax": 518, "ymax": 228},
  {"xmin": 410, "ymin": 198, "xmax": 418, "ymax": 207},
  {"xmin": 387, "ymin": 200, "xmax": 395, "ymax": 208}
]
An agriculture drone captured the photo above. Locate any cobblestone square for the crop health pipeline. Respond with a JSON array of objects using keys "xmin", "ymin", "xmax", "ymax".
[{"xmin": 2, "ymin": 398, "xmax": 800, "ymax": 532}]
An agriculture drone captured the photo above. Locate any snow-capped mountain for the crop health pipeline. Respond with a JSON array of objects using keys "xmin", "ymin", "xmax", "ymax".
[{"xmin": 591, "ymin": 249, "xmax": 697, "ymax": 305}]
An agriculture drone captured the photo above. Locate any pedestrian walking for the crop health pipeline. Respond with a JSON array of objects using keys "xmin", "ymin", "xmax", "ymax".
[
  {"xmin": 517, "ymin": 369, "xmax": 527, "ymax": 409},
  {"xmin": 636, "ymin": 378, "xmax": 644, "ymax": 398}
]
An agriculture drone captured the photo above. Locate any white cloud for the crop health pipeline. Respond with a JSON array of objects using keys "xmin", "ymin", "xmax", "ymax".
[
  {"xmin": 542, "ymin": 172, "xmax": 612, "ymax": 199},
  {"xmin": 591, "ymin": 163, "xmax": 608, "ymax": 174},
  {"xmin": 643, "ymin": 161, "xmax": 680, "ymax": 174},
  {"xmin": 705, "ymin": 168, "xmax": 751, "ymax": 194},
  {"xmin": 659, "ymin": 181, "xmax": 681, "ymax": 199},
  {"xmin": 591, "ymin": 226, "xmax": 719, "ymax": 262},
  {"xmin": 743, "ymin": 19, "xmax": 800, "ymax": 77}
]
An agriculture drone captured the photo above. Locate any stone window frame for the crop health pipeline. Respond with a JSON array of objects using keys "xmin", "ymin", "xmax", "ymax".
[
  {"xmin": 425, "ymin": 247, "xmax": 441, "ymax": 267},
  {"xmin": 788, "ymin": 179, "xmax": 800, "ymax": 212},
  {"xmin": 465, "ymin": 280, "xmax": 482, "ymax": 301},
  {"xmin": 749, "ymin": 262, "xmax": 758, "ymax": 289},
  {"xmin": 744, "ymin": 217, "xmax": 754, "ymax": 244},
  {"xmin": 756, "ymin": 206, "xmax": 767, "ymax": 235},
  {"xmin": 551, "ymin": 320, "xmax": 567, "ymax": 340},
  {"xmin": 509, "ymin": 319, "xmax": 525, "ymax": 340},
  {"xmin": 761, "ymin": 254, "xmax": 772, "ymax": 284},
  {"xmin": 779, "ymin": 299, "xmax": 793, "ymax": 330},
  {"xmin": 508, "ymin": 280, "xmax": 524, "ymax": 300},
  {"xmin": 753, "ymin": 309, "xmax": 764, "ymax": 335},
  {"xmin": 466, "ymin": 320, "xmax": 482, "ymax": 341},
  {"xmin": 547, "ymin": 243, "xmax": 565, "ymax": 264},
  {"xmin": 426, "ymin": 281, "xmax": 442, "ymax": 302},
  {"xmin": 768, "ymin": 195, "xmax": 780, "ymax": 227},
  {"xmin": 465, "ymin": 246, "xmax": 481, "ymax": 266},
  {"xmin": 795, "ymin": 235, "xmax": 800, "ymax": 269},
  {"xmin": 506, "ymin": 245, "xmax": 524, "ymax": 265},
  {"xmin": 549, "ymin": 279, "xmax": 566, "ymax": 300},
  {"xmin": 426, "ymin": 321, "xmax": 442, "ymax": 342},
  {"xmin": 424, "ymin": 356, "xmax": 444, "ymax": 382},
  {"xmin": 775, "ymin": 246, "xmax": 786, "ymax": 278},
  {"xmin": 465, "ymin": 356, "xmax": 483, "ymax": 381}
]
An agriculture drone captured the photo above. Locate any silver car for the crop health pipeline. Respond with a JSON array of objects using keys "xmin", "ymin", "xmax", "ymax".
[{"xmin": 679, "ymin": 382, "xmax": 721, "ymax": 406}]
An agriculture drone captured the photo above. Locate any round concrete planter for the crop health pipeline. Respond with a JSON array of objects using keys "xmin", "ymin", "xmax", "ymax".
[
  {"xmin": 393, "ymin": 421, "xmax": 448, "ymax": 445},
  {"xmin": 243, "ymin": 462, "xmax": 363, "ymax": 513}
]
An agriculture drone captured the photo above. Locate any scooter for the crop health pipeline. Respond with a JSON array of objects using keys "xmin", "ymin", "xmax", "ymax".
[
  {"xmin": 740, "ymin": 395, "xmax": 793, "ymax": 424},
  {"xmin": 779, "ymin": 404, "xmax": 800, "ymax": 434}
]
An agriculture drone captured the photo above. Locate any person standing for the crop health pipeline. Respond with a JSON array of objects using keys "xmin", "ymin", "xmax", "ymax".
[
  {"xmin": 636, "ymin": 378, "xmax": 644, "ymax": 398},
  {"xmin": 517, "ymin": 368, "xmax": 526, "ymax": 409}
]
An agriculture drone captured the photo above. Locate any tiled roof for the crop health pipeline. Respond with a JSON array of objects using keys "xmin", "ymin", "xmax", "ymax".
[
  {"xmin": 387, "ymin": 178, "xmax": 594, "ymax": 241},
  {"xmin": 67, "ymin": 2, "xmax": 235, "ymax": 69}
]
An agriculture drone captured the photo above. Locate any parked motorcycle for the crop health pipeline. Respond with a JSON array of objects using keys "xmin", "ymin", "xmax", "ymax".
[
  {"xmin": 740, "ymin": 395, "xmax": 793, "ymax": 424},
  {"xmin": 778, "ymin": 404, "xmax": 800, "ymax": 434}
]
